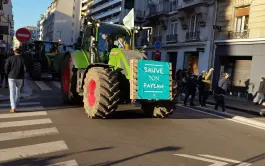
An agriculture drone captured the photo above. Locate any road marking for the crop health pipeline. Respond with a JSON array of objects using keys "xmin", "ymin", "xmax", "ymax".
[
  {"xmin": 175, "ymin": 154, "xmax": 228, "ymax": 166},
  {"xmin": 48, "ymin": 160, "xmax": 79, "ymax": 166},
  {"xmin": 35, "ymin": 81, "xmax": 52, "ymax": 90},
  {"xmin": 198, "ymin": 155, "xmax": 251, "ymax": 166},
  {"xmin": 0, "ymin": 127, "xmax": 58, "ymax": 141},
  {"xmin": 0, "ymin": 111, "xmax": 47, "ymax": 119},
  {"xmin": 0, "ymin": 118, "xmax": 52, "ymax": 128},
  {"xmin": 51, "ymin": 81, "xmax": 61, "ymax": 89},
  {"xmin": 177, "ymin": 104, "xmax": 265, "ymax": 131},
  {"xmin": 0, "ymin": 140, "xmax": 68, "ymax": 162},
  {"xmin": 0, "ymin": 102, "xmax": 41, "ymax": 107}
]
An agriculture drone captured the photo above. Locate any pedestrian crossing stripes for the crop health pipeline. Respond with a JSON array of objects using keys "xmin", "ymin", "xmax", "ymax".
[
  {"xmin": 0, "ymin": 105, "xmax": 78, "ymax": 165},
  {"xmin": 0, "ymin": 141, "xmax": 68, "ymax": 163},
  {"xmin": 34, "ymin": 81, "xmax": 61, "ymax": 91}
]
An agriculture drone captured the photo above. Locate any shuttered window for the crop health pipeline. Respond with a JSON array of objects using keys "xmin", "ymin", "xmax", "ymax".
[{"xmin": 235, "ymin": 7, "xmax": 250, "ymax": 17}]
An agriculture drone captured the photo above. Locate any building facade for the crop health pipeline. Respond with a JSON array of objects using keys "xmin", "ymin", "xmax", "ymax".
[
  {"xmin": 39, "ymin": 0, "xmax": 82, "ymax": 45},
  {"xmin": 213, "ymin": 0, "xmax": 265, "ymax": 99},
  {"xmin": 0, "ymin": 0, "xmax": 14, "ymax": 52},
  {"xmin": 24, "ymin": 26, "xmax": 38, "ymax": 41},
  {"xmin": 136, "ymin": 0, "xmax": 216, "ymax": 77}
]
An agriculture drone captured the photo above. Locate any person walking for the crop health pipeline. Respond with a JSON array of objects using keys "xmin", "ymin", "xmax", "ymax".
[
  {"xmin": 184, "ymin": 73, "xmax": 198, "ymax": 106},
  {"xmin": 254, "ymin": 77, "xmax": 265, "ymax": 105},
  {"xmin": 214, "ymin": 72, "xmax": 229, "ymax": 112},
  {"xmin": 0, "ymin": 53, "xmax": 8, "ymax": 88},
  {"xmin": 5, "ymin": 48, "xmax": 25, "ymax": 113},
  {"xmin": 199, "ymin": 68, "xmax": 214, "ymax": 107},
  {"xmin": 198, "ymin": 71, "xmax": 206, "ymax": 106}
]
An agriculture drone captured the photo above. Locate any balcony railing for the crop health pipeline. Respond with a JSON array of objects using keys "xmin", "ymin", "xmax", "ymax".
[
  {"xmin": 94, "ymin": 7, "xmax": 121, "ymax": 19},
  {"xmin": 228, "ymin": 30, "xmax": 250, "ymax": 39},
  {"xmin": 166, "ymin": 34, "xmax": 178, "ymax": 43},
  {"xmin": 186, "ymin": 31, "xmax": 200, "ymax": 41},
  {"xmin": 146, "ymin": 2, "xmax": 170, "ymax": 17},
  {"xmin": 91, "ymin": 0, "xmax": 122, "ymax": 14},
  {"xmin": 152, "ymin": 36, "xmax": 162, "ymax": 44}
]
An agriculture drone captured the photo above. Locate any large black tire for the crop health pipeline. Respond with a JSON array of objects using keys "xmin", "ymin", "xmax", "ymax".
[
  {"xmin": 142, "ymin": 103, "xmax": 174, "ymax": 118},
  {"xmin": 83, "ymin": 67, "xmax": 120, "ymax": 118},
  {"xmin": 32, "ymin": 61, "xmax": 41, "ymax": 80},
  {"xmin": 61, "ymin": 55, "xmax": 81, "ymax": 104}
]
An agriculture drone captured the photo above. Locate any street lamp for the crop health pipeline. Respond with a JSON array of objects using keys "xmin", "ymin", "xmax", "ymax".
[{"xmin": 57, "ymin": 30, "xmax": 62, "ymax": 42}]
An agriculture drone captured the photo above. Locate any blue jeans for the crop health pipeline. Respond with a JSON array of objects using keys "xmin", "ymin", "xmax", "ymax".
[{"xmin": 8, "ymin": 79, "xmax": 23, "ymax": 109}]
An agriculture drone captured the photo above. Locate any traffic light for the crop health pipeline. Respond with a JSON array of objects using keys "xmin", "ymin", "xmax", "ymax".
[{"xmin": 124, "ymin": 0, "xmax": 134, "ymax": 10}]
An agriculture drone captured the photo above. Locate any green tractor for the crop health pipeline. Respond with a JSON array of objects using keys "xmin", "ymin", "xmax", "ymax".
[
  {"xmin": 24, "ymin": 40, "xmax": 64, "ymax": 80},
  {"xmin": 60, "ymin": 20, "xmax": 175, "ymax": 118}
]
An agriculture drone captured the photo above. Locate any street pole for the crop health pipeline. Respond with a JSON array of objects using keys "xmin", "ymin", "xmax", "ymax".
[{"xmin": 132, "ymin": 29, "xmax": 135, "ymax": 50}]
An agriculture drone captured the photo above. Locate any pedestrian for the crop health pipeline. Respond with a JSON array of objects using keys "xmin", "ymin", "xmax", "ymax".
[
  {"xmin": 198, "ymin": 71, "xmax": 206, "ymax": 106},
  {"xmin": 199, "ymin": 68, "xmax": 214, "ymax": 107},
  {"xmin": 214, "ymin": 72, "xmax": 229, "ymax": 112},
  {"xmin": 5, "ymin": 48, "xmax": 25, "ymax": 113},
  {"xmin": 254, "ymin": 77, "xmax": 265, "ymax": 105},
  {"xmin": 0, "ymin": 53, "xmax": 8, "ymax": 88},
  {"xmin": 184, "ymin": 73, "xmax": 198, "ymax": 106}
]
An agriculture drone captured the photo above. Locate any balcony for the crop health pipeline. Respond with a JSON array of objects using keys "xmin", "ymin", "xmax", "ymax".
[
  {"xmin": 186, "ymin": 31, "xmax": 200, "ymax": 41},
  {"xmin": 166, "ymin": 34, "xmax": 178, "ymax": 43},
  {"xmin": 135, "ymin": 10, "xmax": 145, "ymax": 22},
  {"xmin": 228, "ymin": 30, "xmax": 249, "ymax": 39},
  {"xmin": 91, "ymin": 0, "xmax": 122, "ymax": 14},
  {"xmin": 146, "ymin": 2, "xmax": 170, "ymax": 18},
  {"xmin": 178, "ymin": 0, "xmax": 212, "ymax": 10},
  {"xmin": 94, "ymin": 7, "xmax": 121, "ymax": 20}
]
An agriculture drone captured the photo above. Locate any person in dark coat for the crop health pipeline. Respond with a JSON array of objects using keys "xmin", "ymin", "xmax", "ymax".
[
  {"xmin": 184, "ymin": 74, "xmax": 198, "ymax": 106},
  {"xmin": 214, "ymin": 72, "xmax": 229, "ymax": 112},
  {"xmin": 254, "ymin": 77, "xmax": 265, "ymax": 105},
  {"xmin": 0, "ymin": 53, "xmax": 8, "ymax": 88}
]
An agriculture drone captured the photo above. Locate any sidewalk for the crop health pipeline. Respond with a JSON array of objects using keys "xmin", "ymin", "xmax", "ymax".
[
  {"xmin": 205, "ymin": 95, "xmax": 265, "ymax": 117},
  {"xmin": 0, "ymin": 79, "xmax": 33, "ymax": 101}
]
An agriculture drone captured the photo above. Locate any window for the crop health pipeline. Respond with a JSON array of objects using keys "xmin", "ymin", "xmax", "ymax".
[
  {"xmin": 72, "ymin": 14, "xmax": 75, "ymax": 18},
  {"xmin": 169, "ymin": 22, "xmax": 178, "ymax": 35},
  {"xmin": 234, "ymin": 7, "xmax": 249, "ymax": 32},
  {"xmin": 189, "ymin": 14, "xmax": 199, "ymax": 33},
  {"xmin": 154, "ymin": 26, "xmax": 162, "ymax": 37}
]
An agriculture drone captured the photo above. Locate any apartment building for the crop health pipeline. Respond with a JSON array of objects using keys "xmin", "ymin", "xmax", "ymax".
[
  {"xmin": 24, "ymin": 26, "xmax": 38, "ymax": 41},
  {"xmin": 39, "ymin": 0, "xmax": 82, "ymax": 45},
  {"xmin": 136, "ymin": 0, "xmax": 216, "ymax": 77},
  {"xmin": 213, "ymin": 0, "xmax": 265, "ymax": 99},
  {"xmin": 0, "ymin": 0, "xmax": 14, "ymax": 52}
]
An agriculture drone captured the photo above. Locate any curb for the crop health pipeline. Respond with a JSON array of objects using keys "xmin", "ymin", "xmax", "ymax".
[
  {"xmin": 206, "ymin": 100, "xmax": 262, "ymax": 116},
  {"xmin": 177, "ymin": 104, "xmax": 265, "ymax": 130}
]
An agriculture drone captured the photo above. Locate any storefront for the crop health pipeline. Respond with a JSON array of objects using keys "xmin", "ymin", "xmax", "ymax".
[{"xmin": 214, "ymin": 41, "xmax": 265, "ymax": 99}]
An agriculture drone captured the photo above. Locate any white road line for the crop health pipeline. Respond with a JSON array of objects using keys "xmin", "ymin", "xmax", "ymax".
[
  {"xmin": 0, "ymin": 111, "xmax": 47, "ymax": 119},
  {"xmin": 0, "ymin": 102, "xmax": 41, "ymax": 107},
  {"xmin": 51, "ymin": 81, "xmax": 61, "ymax": 89},
  {"xmin": 199, "ymin": 155, "xmax": 251, "ymax": 166},
  {"xmin": 0, "ymin": 118, "xmax": 52, "ymax": 128},
  {"xmin": 48, "ymin": 160, "xmax": 79, "ymax": 166},
  {"xmin": 35, "ymin": 81, "xmax": 52, "ymax": 90},
  {"xmin": 0, "ymin": 106, "xmax": 45, "ymax": 112},
  {"xmin": 174, "ymin": 154, "xmax": 228, "ymax": 166},
  {"xmin": 0, "ymin": 140, "xmax": 68, "ymax": 162},
  {"xmin": 177, "ymin": 104, "xmax": 265, "ymax": 131},
  {"xmin": 0, "ymin": 127, "xmax": 59, "ymax": 141}
]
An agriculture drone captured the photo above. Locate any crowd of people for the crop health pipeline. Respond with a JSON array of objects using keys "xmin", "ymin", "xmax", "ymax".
[{"xmin": 174, "ymin": 68, "xmax": 230, "ymax": 112}]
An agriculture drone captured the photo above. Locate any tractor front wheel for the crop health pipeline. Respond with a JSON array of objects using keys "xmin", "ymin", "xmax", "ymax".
[
  {"xmin": 61, "ymin": 55, "xmax": 81, "ymax": 104},
  {"xmin": 83, "ymin": 67, "xmax": 120, "ymax": 118}
]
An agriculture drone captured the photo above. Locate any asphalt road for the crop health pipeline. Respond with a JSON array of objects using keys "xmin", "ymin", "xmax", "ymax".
[{"xmin": 0, "ymin": 79, "xmax": 265, "ymax": 166}]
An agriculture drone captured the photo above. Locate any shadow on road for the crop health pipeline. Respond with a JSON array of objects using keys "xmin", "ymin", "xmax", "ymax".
[{"xmin": 0, "ymin": 146, "xmax": 181, "ymax": 166}]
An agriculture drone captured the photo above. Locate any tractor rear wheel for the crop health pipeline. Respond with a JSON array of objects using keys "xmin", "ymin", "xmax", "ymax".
[
  {"xmin": 83, "ymin": 67, "xmax": 120, "ymax": 118},
  {"xmin": 32, "ymin": 61, "xmax": 41, "ymax": 80},
  {"xmin": 61, "ymin": 55, "xmax": 81, "ymax": 104},
  {"xmin": 142, "ymin": 103, "xmax": 174, "ymax": 118}
]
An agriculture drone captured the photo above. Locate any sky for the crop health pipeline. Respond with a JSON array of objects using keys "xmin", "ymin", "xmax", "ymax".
[{"xmin": 13, "ymin": 0, "xmax": 52, "ymax": 30}]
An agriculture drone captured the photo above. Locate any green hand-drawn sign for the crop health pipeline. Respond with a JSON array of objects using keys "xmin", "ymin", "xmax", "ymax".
[{"xmin": 137, "ymin": 60, "xmax": 170, "ymax": 100}]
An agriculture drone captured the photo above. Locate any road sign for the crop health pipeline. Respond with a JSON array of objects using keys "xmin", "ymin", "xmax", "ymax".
[
  {"xmin": 15, "ymin": 28, "xmax": 32, "ymax": 43},
  {"xmin": 10, "ymin": 30, "xmax": 14, "ymax": 36},
  {"xmin": 175, "ymin": 154, "xmax": 252, "ymax": 166},
  {"xmin": 154, "ymin": 41, "xmax": 161, "ymax": 49},
  {"xmin": 137, "ymin": 59, "xmax": 171, "ymax": 100}
]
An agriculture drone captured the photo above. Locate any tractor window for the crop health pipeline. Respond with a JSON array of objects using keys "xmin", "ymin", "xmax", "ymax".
[{"xmin": 98, "ymin": 23, "xmax": 131, "ymax": 53}]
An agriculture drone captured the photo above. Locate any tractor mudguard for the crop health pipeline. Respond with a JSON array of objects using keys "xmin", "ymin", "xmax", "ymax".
[
  {"xmin": 108, "ymin": 48, "xmax": 147, "ymax": 79},
  {"xmin": 67, "ymin": 50, "xmax": 90, "ymax": 69}
]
